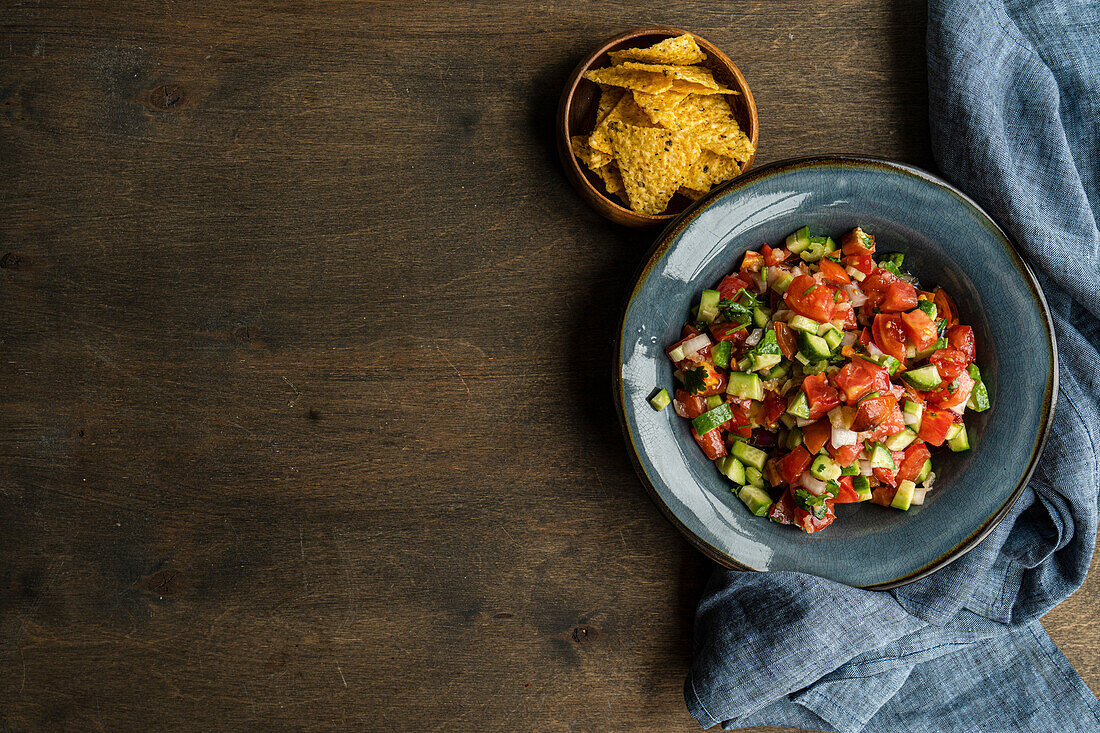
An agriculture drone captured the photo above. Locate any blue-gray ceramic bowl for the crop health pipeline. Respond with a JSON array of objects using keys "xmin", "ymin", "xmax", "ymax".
[{"xmin": 615, "ymin": 156, "xmax": 1056, "ymax": 589}]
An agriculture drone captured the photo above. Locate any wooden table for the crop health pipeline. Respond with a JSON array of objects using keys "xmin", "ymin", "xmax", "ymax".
[{"xmin": 2, "ymin": 1, "xmax": 1095, "ymax": 730}]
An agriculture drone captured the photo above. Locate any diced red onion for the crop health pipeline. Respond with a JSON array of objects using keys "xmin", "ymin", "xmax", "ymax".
[
  {"xmin": 911, "ymin": 488, "xmax": 927, "ymax": 505},
  {"xmin": 921, "ymin": 472, "xmax": 937, "ymax": 488},
  {"xmin": 745, "ymin": 328, "xmax": 764, "ymax": 347},
  {"xmin": 773, "ymin": 309, "xmax": 794, "ymax": 321},
  {"xmin": 681, "ymin": 333, "xmax": 711, "ymax": 359},
  {"xmin": 832, "ymin": 426, "xmax": 858, "ymax": 447},
  {"xmin": 846, "ymin": 265, "xmax": 867, "ymax": 282},
  {"xmin": 842, "ymin": 283, "xmax": 868, "ymax": 307},
  {"xmin": 800, "ymin": 473, "xmax": 827, "ymax": 495},
  {"xmin": 867, "ymin": 342, "xmax": 884, "ymax": 357},
  {"xmin": 842, "ymin": 331, "xmax": 858, "ymax": 347},
  {"xmin": 795, "ymin": 416, "xmax": 816, "ymax": 428},
  {"xmin": 859, "ymin": 459, "xmax": 873, "ymax": 476}
]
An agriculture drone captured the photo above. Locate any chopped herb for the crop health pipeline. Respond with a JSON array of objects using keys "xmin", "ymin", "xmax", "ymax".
[
  {"xmin": 718, "ymin": 298, "xmax": 753, "ymax": 324},
  {"xmin": 683, "ymin": 366, "xmax": 707, "ymax": 395},
  {"xmin": 833, "ymin": 290, "xmax": 842, "ymax": 303},
  {"xmin": 948, "ymin": 378, "xmax": 960, "ymax": 392},
  {"xmin": 803, "ymin": 284, "xmax": 817, "ymax": 296},
  {"xmin": 736, "ymin": 288, "xmax": 763, "ymax": 309},
  {"xmin": 793, "ymin": 489, "xmax": 829, "ymax": 519},
  {"xmin": 746, "ymin": 329, "xmax": 781, "ymax": 357}
]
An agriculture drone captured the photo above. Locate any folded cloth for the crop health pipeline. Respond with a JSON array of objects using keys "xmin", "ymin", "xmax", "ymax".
[{"xmin": 684, "ymin": 1, "xmax": 1100, "ymax": 730}]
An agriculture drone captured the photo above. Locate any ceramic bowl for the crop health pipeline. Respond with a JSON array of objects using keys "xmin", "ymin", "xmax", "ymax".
[
  {"xmin": 557, "ymin": 27, "xmax": 758, "ymax": 228},
  {"xmin": 614, "ymin": 156, "xmax": 1057, "ymax": 588}
]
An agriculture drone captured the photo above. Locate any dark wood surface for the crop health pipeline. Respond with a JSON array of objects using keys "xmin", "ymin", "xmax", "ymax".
[{"xmin": 1, "ymin": 2, "xmax": 1095, "ymax": 730}]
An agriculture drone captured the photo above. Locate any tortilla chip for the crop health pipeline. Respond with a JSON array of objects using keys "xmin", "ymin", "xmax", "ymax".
[
  {"xmin": 650, "ymin": 94, "xmax": 755, "ymax": 163},
  {"xmin": 619, "ymin": 62, "xmax": 720, "ymax": 90},
  {"xmin": 588, "ymin": 92, "xmax": 656, "ymax": 155},
  {"xmin": 571, "ymin": 135, "xmax": 613, "ymax": 170},
  {"xmin": 607, "ymin": 34, "xmax": 707, "ymax": 66},
  {"xmin": 607, "ymin": 121, "xmax": 701, "ymax": 215},
  {"xmin": 581, "ymin": 66, "xmax": 674, "ymax": 94},
  {"xmin": 667, "ymin": 80, "xmax": 737, "ymax": 95},
  {"xmin": 632, "ymin": 89, "xmax": 690, "ymax": 123},
  {"xmin": 595, "ymin": 85, "xmax": 624, "ymax": 127},
  {"xmin": 681, "ymin": 149, "xmax": 743, "ymax": 193},
  {"xmin": 594, "ymin": 163, "xmax": 625, "ymax": 196}
]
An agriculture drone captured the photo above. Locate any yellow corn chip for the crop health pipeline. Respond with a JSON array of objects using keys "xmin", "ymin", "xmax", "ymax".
[
  {"xmin": 588, "ymin": 92, "xmax": 656, "ymax": 155},
  {"xmin": 667, "ymin": 80, "xmax": 736, "ymax": 95},
  {"xmin": 582, "ymin": 66, "xmax": 674, "ymax": 94},
  {"xmin": 651, "ymin": 94, "xmax": 755, "ymax": 163},
  {"xmin": 619, "ymin": 62, "xmax": 720, "ymax": 90},
  {"xmin": 594, "ymin": 163, "xmax": 625, "ymax": 196},
  {"xmin": 595, "ymin": 85, "xmax": 624, "ymax": 127},
  {"xmin": 681, "ymin": 149, "xmax": 743, "ymax": 193},
  {"xmin": 607, "ymin": 34, "xmax": 707, "ymax": 66},
  {"xmin": 571, "ymin": 135, "xmax": 613, "ymax": 170},
  {"xmin": 607, "ymin": 122, "xmax": 701, "ymax": 215},
  {"xmin": 632, "ymin": 89, "xmax": 690, "ymax": 123}
]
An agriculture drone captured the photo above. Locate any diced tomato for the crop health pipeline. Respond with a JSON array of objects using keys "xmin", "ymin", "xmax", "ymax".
[
  {"xmin": 872, "ymin": 314, "xmax": 907, "ymax": 362},
  {"xmin": 852, "ymin": 394, "xmax": 896, "ymax": 432},
  {"xmin": 828, "ymin": 440, "xmax": 863, "ymax": 468},
  {"xmin": 722, "ymin": 404, "xmax": 753, "ymax": 440},
  {"xmin": 927, "ymin": 371, "xmax": 975, "ymax": 411},
  {"xmin": 767, "ymin": 488, "xmax": 798, "ymax": 525},
  {"xmin": 834, "ymin": 358, "xmax": 891, "ymax": 404},
  {"xmin": 764, "ymin": 457, "xmax": 784, "ymax": 488},
  {"xmin": 774, "ymin": 321, "xmax": 799, "ymax": 360},
  {"xmin": 761, "ymin": 391, "xmax": 787, "ymax": 428},
  {"xmin": 692, "ymin": 427, "xmax": 727, "ymax": 460},
  {"xmin": 870, "ymin": 484, "xmax": 898, "ymax": 507},
  {"xmin": 881, "ymin": 281, "xmax": 918, "ymax": 312},
  {"xmin": 835, "ymin": 476, "xmax": 861, "ymax": 503},
  {"xmin": 917, "ymin": 407, "xmax": 955, "ymax": 446},
  {"xmin": 841, "ymin": 227, "xmax": 876, "ymax": 256},
  {"xmin": 818, "ymin": 258, "xmax": 850, "ymax": 284},
  {"xmin": 858, "ymin": 327, "xmax": 872, "ymax": 348},
  {"xmin": 900, "ymin": 309, "xmax": 938, "ymax": 350},
  {"xmin": 681, "ymin": 323, "xmax": 702, "ymax": 339},
  {"xmin": 897, "ymin": 442, "xmax": 931, "ymax": 483},
  {"xmin": 673, "ymin": 389, "xmax": 707, "ymax": 419},
  {"xmin": 717, "ymin": 273, "xmax": 751, "ymax": 301},
  {"xmin": 836, "ymin": 301, "xmax": 858, "ymax": 329},
  {"xmin": 794, "ymin": 500, "xmax": 836, "ymax": 533},
  {"xmin": 741, "ymin": 250, "xmax": 765, "ymax": 273},
  {"xmin": 929, "ymin": 347, "xmax": 968, "ymax": 381},
  {"xmin": 861, "ymin": 269, "xmax": 899, "ymax": 310},
  {"xmin": 802, "ymin": 419, "xmax": 832, "ymax": 455},
  {"xmin": 843, "ymin": 254, "xmax": 874, "ymax": 275},
  {"xmin": 934, "ymin": 287, "xmax": 959, "ymax": 328},
  {"xmin": 784, "ymin": 275, "xmax": 836, "ymax": 322},
  {"xmin": 710, "ymin": 321, "xmax": 750, "ymax": 342},
  {"xmin": 802, "ymin": 373, "xmax": 842, "ymax": 420},
  {"xmin": 863, "ymin": 402, "xmax": 906, "ymax": 443},
  {"xmin": 873, "ymin": 461, "xmax": 900, "ymax": 487},
  {"xmin": 947, "ymin": 325, "xmax": 976, "ymax": 363},
  {"xmin": 762, "ymin": 244, "xmax": 789, "ymax": 266},
  {"xmin": 777, "ymin": 446, "xmax": 812, "ymax": 486}
]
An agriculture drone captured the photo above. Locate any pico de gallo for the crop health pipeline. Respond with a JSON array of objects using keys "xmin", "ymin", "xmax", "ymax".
[{"xmin": 652, "ymin": 226, "xmax": 990, "ymax": 534}]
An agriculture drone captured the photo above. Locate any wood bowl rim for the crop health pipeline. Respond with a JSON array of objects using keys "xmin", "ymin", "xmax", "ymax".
[{"xmin": 556, "ymin": 26, "xmax": 759, "ymax": 228}]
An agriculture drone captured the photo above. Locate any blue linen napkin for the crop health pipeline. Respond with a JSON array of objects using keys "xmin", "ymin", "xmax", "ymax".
[{"xmin": 684, "ymin": 1, "xmax": 1100, "ymax": 730}]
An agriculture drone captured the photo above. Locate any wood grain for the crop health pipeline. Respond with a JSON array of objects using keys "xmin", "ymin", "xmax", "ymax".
[{"xmin": 0, "ymin": 1, "xmax": 1092, "ymax": 731}]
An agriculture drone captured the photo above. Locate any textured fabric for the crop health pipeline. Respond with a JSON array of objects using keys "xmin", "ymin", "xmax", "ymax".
[{"xmin": 684, "ymin": 1, "xmax": 1100, "ymax": 730}]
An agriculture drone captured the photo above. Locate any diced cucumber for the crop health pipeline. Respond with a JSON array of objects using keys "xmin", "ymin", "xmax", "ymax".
[
  {"xmin": 967, "ymin": 363, "xmax": 983, "ymax": 380},
  {"xmin": 892, "ymin": 480, "xmax": 916, "ymax": 510},
  {"xmin": 764, "ymin": 361, "xmax": 790, "ymax": 381},
  {"xmin": 914, "ymin": 337, "xmax": 949, "ymax": 360},
  {"xmin": 726, "ymin": 372, "xmax": 764, "ymax": 401},
  {"xmin": 788, "ymin": 315, "xmax": 820, "ymax": 333},
  {"xmin": 779, "ymin": 413, "xmax": 797, "ymax": 430},
  {"xmin": 917, "ymin": 299, "xmax": 938, "ymax": 320},
  {"xmin": 884, "ymin": 428, "xmax": 918, "ymax": 451},
  {"xmin": 948, "ymin": 425, "xmax": 971, "ymax": 452},
  {"xmin": 801, "ymin": 359, "xmax": 828, "ymax": 375},
  {"xmin": 698, "ymin": 289, "xmax": 721, "ymax": 324},
  {"xmin": 752, "ymin": 307, "xmax": 772, "ymax": 328},
  {"xmin": 744, "ymin": 466, "xmax": 765, "ymax": 488},
  {"xmin": 705, "ymin": 394, "xmax": 724, "ymax": 410},
  {"xmin": 823, "ymin": 329, "xmax": 844, "ymax": 352},
  {"xmin": 668, "ymin": 345, "xmax": 686, "ymax": 362},
  {"xmin": 809, "ymin": 454, "xmax": 841, "ymax": 481},
  {"xmin": 731, "ymin": 440, "xmax": 767, "ymax": 470},
  {"xmin": 876, "ymin": 355, "xmax": 903, "ymax": 375},
  {"xmin": 869, "ymin": 442, "xmax": 895, "ymax": 469},
  {"xmin": 853, "ymin": 475, "xmax": 872, "ymax": 501},
  {"xmin": 784, "ymin": 427, "xmax": 803, "ymax": 449},
  {"xmin": 915, "ymin": 459, "xmax": 932, "ymax": 483},
  {"xmin": 902, "ymin": 364, "xmax": 943, "ymax": 390},
  {"xmin": 785, "ymin": 226, "xmax": 811, "ymax": 254},
  {"xmin": 737, "ymin": 485, "xmax": 773, "ymax": 516},
  {"xmin": 905, "ymin": 344, "xmax": 917, "ymax": 359},
  {"xmin": 786, "ymin": 391, "xmax": 810, "ymax": 419},
  {"xmin": 716, "ymin": 456, "xmax": 746, "ymax": 484},
  {"xmin": 822, "ymin": 236, "xmax": 838, "ymax": 254},
  {"xmin": 794, "ymin": 351, "xmax": 810, "ymax": 366},
  {"xmin": 649, "ymin": 388, "xmax": 671, "ymax": 411},
  {"xmin": 840, "ymin": 461, "xmax": 861, "ymax": 476},
  {"xmin": 692, "ymin": 403, "xmax": 733, "ymax": 435},
  {"xmin": 749, "ymin": 353, "xmax": 783, "ymax": 373},
  {"xmin": 902, "ymin": 399, "xmax": 924, "ymax": 420},
  {"xmin": 800, "ymin": 242, "xmax": 826, "ymax": 263},
  {"xmin": 967, "ymin": 381, "xmax": 991, "ymax": 412},
  {"xmin": 771, "ymin": 272, "xmax": 795, "ymax": 294},
  {"xmin": 712, "ymin": 340, "xmax": 732, "ymax": 369},
  {"xmin": 799, "ymin": 331, "xmax": 831, "ymax": 360}
]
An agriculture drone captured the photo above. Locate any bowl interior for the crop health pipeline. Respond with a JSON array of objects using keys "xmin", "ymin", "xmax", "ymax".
[
  {"xmin": 567, "ymin": 31, "xmax": 756, "ymax": 220},
  {"xmin": 617, "ymin": 158, "xmax": 1054, "ymax": 588}
]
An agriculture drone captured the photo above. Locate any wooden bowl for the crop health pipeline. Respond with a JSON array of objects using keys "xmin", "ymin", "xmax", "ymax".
[{"xmin": 557, "ymin": 27, "xmax": 758, "ymax": 228}]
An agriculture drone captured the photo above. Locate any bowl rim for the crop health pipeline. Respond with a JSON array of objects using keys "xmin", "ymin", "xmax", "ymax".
[
  {"xmin": 556, "ymin": 26, "xmax": 759, "ymax": 227},
  {"xmin": 612, "ymin": 154, "xmax": 1058, "ymax": 589}
]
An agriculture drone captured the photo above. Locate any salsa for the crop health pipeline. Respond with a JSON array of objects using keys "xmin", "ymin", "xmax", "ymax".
[{"xmin": 657, "ymin": 226, "xmax": 990, "ymax": 533}]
